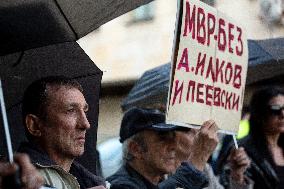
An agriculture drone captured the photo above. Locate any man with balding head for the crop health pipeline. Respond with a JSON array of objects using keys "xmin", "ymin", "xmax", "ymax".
[{"xmin": 18, "ymin": 76, "xmax": 106, "ymax": 189}]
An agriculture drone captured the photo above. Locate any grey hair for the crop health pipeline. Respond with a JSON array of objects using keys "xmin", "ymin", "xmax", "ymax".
[{"xmin": 122, "ymin": 132, "xmax": 148, "ymax": 164}]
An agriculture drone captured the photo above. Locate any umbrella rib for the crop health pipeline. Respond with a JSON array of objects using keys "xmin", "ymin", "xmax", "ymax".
[
  {"xmin": 256, "ymin": 42, "xmax": 278, "ymax": 63},
  {"xmin": 53, "ymin": 0, "xmax": 78, "ymax": 39},
  {"xmin": 12, "ymin": 51, "xmax": 24, "ymax": 67},
  {"xmin": 130, "ymin": 77, "xmax": 168, "ymax": 96}
]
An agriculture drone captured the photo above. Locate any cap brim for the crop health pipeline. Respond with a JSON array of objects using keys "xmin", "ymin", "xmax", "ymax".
[{"xmin": 150, "ymin": 123, "xmax": 179, "ymax": 131}]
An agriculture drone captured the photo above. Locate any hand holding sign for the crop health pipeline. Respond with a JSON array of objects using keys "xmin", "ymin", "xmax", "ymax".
[
  {"xmin": 187, "ymin": 120, "xmax": 219, "ymax": 171},
  {"xmin": 228, "ymin": 147, "xmax": 251, "ymax": 184}
]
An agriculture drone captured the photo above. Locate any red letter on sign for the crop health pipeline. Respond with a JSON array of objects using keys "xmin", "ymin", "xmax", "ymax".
[
  {"xmin": 232, "ymin": 93, "xmax": 240, "ymax": 111},
  {"xmin": 225, "ymin": 62, "xmax": 233, "ymax": 85},
  {"xmin": 195, "ymin": 52, "xmax": 206, "ymax": 76},
  {"xmin": 197, "ymin": 7, "xmax": 206, "ymax": 45},
  {"xmin": 177, "ymin": 48, "xmax": 190, "ymax": 72},
  {"xmin": 236, "ymin": 27, "xmax": 243, "ymax": 56},
  {"xmin": 186, "ymin": 80, "xmax": 196, "ymax": 102},
  {"xmin": 172, "ymin": 80, "xmax": 184, "ymax": 106},
  {"xmin": 206, "ymin": 85, "xmax": 213, "ymax": 106},
  {"xmin": 206, "ymin": 56, "xmax": 215, "ymax": 82},
  {"xmin": 228, "ymin": 23, "xmax": 234, "ymax": 54},
  {"xmin": 215, "ymin": 58, "xmax": 225, "ymax": 83},
  {"xmin": 196, "ymin": 83, "xmax": 204, "ymax": 104},
  {"xmin": 213, "ymin": 87, "xmax": 221, "ymax": 107},
  {"xmin": 183, "ymin": 2, "xmax": 196, "ymax": 39},
  {"xmin": 207, "ymin": 13, "xmax": 216, "ymax": 47},
  {"xmin": 225, "ymin": 92, "xmax": 232, "ymax": 110},
  {"xmin": 218, "ymin": 18, "xmax": 226, "ymax": 52},
  {"xmin": 233, "ymin": 64, "xmax": 242, "ymax": 89}
]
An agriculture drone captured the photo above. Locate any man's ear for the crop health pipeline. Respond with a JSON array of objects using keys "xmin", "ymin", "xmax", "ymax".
[
  {"xmin": 128, "ymin": 141, "xmax": 144, "ymax": 159},
  {"xmin": 25, "ymin": 114, "xmax": 42, "ymax": 137}
]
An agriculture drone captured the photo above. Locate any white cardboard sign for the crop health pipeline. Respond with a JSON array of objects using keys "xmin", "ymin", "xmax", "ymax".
[{"xmin": 166, "ymin": 0, "xmax": 248, "ymax": 134}]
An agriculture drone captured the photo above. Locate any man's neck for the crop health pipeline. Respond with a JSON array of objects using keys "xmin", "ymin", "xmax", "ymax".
[
  {"xmin": 38, "ymin": 142, "xmax": 73, "ymax": 172},
  {"xmin": 129, "ymin": 161, "xmax": 164, "ymax": 185},
  {"xmin": 50, "ymin": 154, "xmax": 73, "ymax": 172}
]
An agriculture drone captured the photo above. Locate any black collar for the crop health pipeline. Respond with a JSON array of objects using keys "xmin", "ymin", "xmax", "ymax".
[
  {"xmin": 17, "ymin": 141, "xmax": 56, "ymax": 166},
  {"xmin": 126, "ymin": 163, "xmax": 159, "ymax": 189}
]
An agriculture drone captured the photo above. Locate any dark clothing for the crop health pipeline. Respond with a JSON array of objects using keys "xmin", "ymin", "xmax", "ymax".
[
  {"xmin": 218, "ymin": 136, "xmax": 280, "ymax": 189},
  {"xmin": 107, "ymin": 162, "xmax": 209, "ymax": 189},
  {"xmin": 18, "ymin": 142, "xmax": 105, "ymax": 188},
  {"xmin": 275, "ymin": 166, "xmax": 284, "ymax": 189}
]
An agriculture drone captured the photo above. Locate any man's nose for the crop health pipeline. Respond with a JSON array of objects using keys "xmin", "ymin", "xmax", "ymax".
[
  {"xmin": 167, "ymin": 140, "xmax": 176, "ymax": 151},
  {"xmin": 78, "ymin": 111, "xmax": 91, "ymax": 130}
]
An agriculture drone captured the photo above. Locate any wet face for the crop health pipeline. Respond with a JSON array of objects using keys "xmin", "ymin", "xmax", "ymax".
[
  {"xmin": 39, "ymin": 86, "xmax": 90, "ymax": 159},
  {"xmin": 175, "ymin": 129, "xmax": 197, "ymax": 166},
  {"xmin": 264, "ymin": 94, "xmax": 284, "ymax": 134},
  {"xmin": 140, "ymin": 130, "xmax": 177, "ymax": 175}
]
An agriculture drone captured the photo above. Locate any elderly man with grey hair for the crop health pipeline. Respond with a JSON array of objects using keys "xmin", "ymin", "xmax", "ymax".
[{"xmin": 107, "ymin": 107, "xmax": 221, "ymax": 189}]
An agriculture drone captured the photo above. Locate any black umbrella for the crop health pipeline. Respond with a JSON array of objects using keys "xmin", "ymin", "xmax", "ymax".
[
  {"xmin": 0, "ymin": 0, "xmax": 154, "ymax": 55},
  {"xmin": 121, "ymin": 63, "xmax": 171, "ymax": 111},
  {"xmin": 246, "ymin": 37, "xmax": 284, "ymax": 85},
  {"xmin": 0, "ymin": 0, "xmax": 155, "ymax": 175},
  {"xmin": 121, "ymin": 38, "xmax": 284, "ymax": 111},
  {"xmin": 0, "ymin": 42, "xmax": 102, "ymax": 174}
]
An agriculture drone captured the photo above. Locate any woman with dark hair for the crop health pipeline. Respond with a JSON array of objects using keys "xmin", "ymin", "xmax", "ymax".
[
  {"xmin": 218, "ymin": 86, "xmax": 284, "ymax": 189},
  {"xmin": 243, "ymin": 86, "xmax": 284, "ymax": 189}
]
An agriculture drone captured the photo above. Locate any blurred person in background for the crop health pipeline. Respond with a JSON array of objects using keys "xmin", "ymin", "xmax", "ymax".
[
  {"xmin": 175, "ymin": 129, "xmax": 252, "ymax": 189},
  {"xmin": 258, "ymin": 0, "xmax": 284, "ymax": 26},
  {"xmin": 218, "ymin": 86, "xmax": 284, "ymax": 189}
]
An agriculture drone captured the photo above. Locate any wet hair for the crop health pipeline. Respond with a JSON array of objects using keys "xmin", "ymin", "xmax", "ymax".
[
  {"xmin": 22, "ymin": 76, "xmax": 83, "ymax": 141},
  {"xmin": 249, "ymin": 86, "xmax": 284, "ymax": 164}
]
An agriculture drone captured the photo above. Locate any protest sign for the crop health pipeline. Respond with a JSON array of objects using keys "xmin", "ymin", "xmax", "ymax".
[{"xmin": 166, "ymin": 0, "xmax": 248, "ymax": 134}]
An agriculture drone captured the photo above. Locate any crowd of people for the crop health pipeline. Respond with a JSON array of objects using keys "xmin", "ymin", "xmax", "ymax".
[{"xmin": 0, "ymin": 76, "xmax": 283, "ymax": 189}]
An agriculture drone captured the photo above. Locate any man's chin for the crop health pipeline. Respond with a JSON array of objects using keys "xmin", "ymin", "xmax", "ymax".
[
  {"xmin": 163, "ymin": 164, "xmax": 177, "ymax": 174},
  {"xmin": 72, "ymin": 148, "xmax": 85, "ymax": 157}
]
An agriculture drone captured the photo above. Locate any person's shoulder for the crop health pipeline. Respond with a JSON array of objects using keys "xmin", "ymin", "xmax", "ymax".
[
  {"xmin": 108, "ymin": 176, "xmax": 142, "ymax": 189},
  {"xmin": 71, "ymin": 161, "xmax": 105, "ymax": 187},
  {"xmin": 110, "ymin": 183, "xmax": 141, "ymax": 189},
  {"xmin": 107, "ymin": 166, "xmax": 143, "ymax": 189}
]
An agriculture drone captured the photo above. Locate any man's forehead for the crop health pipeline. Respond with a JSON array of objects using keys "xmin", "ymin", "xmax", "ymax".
[
  {"xmin": 46, "ymin": 85, "xmax": 86, "ymax": 104},
  {"xmin": 46, "ymin": 84, "xmax": 78, "ymax": 91},
  {"xmin": 145, "ymin": 130, "xmax": 175, "ymax": 140}
]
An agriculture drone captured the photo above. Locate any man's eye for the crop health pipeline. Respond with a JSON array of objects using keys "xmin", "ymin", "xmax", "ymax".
[{"xmin": 67, "ymin": 109, "xmax": 75, "ymax": 112}]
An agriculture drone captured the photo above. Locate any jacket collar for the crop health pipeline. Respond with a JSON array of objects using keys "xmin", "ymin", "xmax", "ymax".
[{"xmin": 17, "ymin": 141, "xmax": 57, "ymax": 166}]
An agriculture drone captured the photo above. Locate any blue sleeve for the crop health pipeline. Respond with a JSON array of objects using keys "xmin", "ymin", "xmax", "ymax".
[
  {"xmin": 110, "ymin": 183, "xmax": 140, "ymax": 189},
  {"xmin": 158, "ymin": 162, "xmax": 209, "ymax": 189}
]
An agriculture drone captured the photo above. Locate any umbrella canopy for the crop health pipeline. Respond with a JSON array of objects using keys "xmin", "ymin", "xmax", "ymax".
[
  {"xmin": 0, "ymin": 42, "xmax": 102, "ymax": 174},
  {"xmin": 121, "ymin": 38, "xmax": 284, "ymax": 111},
  {"xmin": 246, "ymin": 37, "xmax": 284, "ymax": 85},
  {"xmin": 0, "ymin": 0, "xmax": 154, "ymax": 55},
  {"xmin": 121, "ymin": 63, "xmax": 171, "ymax": 111}
]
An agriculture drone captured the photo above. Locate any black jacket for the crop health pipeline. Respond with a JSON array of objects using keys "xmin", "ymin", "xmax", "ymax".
[
  {"xmin": 107, "ymin": 162, "xmax": 209, "ymax": 189},
  {"xmin": 239, "ymin": 137, "xmax": 279, "ymax": 189},
  {"xmin": 18, "ymin": 141, "xmax": 105, "ymax": 188},
  {"xmin": 219, "ymin": 136, "xmax": 280, "ymax": 189}
]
